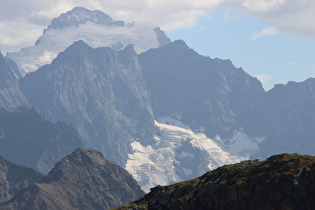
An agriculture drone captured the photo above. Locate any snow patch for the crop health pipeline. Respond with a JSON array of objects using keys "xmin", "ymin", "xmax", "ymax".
[
  {"xmin": 180, "ymin": 151, "xmax": 194, "ymax": 158},
  {"xmin": 182, "ymin": 168, "xmax": 193, "ymax": 176},
  {"xmin": 215, "ymin": 129, "xmax": 265, "ymax": 157}
]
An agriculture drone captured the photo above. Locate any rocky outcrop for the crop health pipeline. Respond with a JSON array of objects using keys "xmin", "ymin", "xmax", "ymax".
[
  {"xmin": 118, "ymin": 153, "xmax": 315, "ymax": 210},
  {"xmin": 0, "ymin": 148, "xmax": 144, "ymax": 210},
  {"xmin": 20, "ymin": 41, "xmax": 156, "ymax": 167},
  {"xmin": 0, "ymin": 156, "xmax": 43, "ymax": 203},
  {"xmin": 0, "ymin": 106, "xmax": 83, "ymax": 174}
]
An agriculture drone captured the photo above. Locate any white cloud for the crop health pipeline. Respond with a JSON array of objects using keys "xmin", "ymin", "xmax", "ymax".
[
  {"xmin": 255, "ymin": 74, "xmax": 274, "ymax": 83},
  {"xmin": 251, "ymin": 27, "xmax": 279, "ymax": 40},
  {"xmin": 288, "ymin": 62, "xmax": 298, "ymax": 66},
  {"xmin": 0, "ymin": 0, "xmax": 315, "ymax": 53},
  {"xmin": 224, "ymin": 0, "xmax": 315, "ymax": 37},
  {"xmin": 308, "ymin": 65, "xmax": 315, "ymax": 69},
  {"xmin": 0, "ymin": 0, "xmax": 222, "ymax": 53},
  {"xmin": 226, "ymin": 0, "xmax": 285, "ymax": 12}
]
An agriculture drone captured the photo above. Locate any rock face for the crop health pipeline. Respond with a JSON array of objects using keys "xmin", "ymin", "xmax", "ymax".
[
  {"xmin": 0, "ymin": 106, "xmax": 83, "ymax": 174},
  {"xmin": 19, "ymin": 41, "xmax": 155, "ymax": 167},
  {"xmin": 0, "ymin": 156, "xmax": 43, "ymax": 203},
  {"xmin": 242, "ymin": 78, "xmax": 315, "ymax": 159},
  {"xmin": 0, "ymin": 148, "xmax": 144, "ymax": 210},
  {"xmin": 139, "ymin": 40, "xmax": 264, "ymax": 138},
  {"xmin": 118, "ymin": 153, "xmax": 315, "ymax": 210},
  {"xmin": 0, "ymin": 54, "xmax": 27, "ymax": 108}
]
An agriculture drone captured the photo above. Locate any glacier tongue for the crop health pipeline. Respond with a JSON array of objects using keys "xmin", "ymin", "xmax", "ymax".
[{"xmin": 126, "ymin": 116, "xmax": 263, "ymax": 192}]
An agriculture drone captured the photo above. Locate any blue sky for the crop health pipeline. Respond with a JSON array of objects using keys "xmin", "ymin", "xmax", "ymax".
[
  {"xmin": 0, "ymin": 0, "xmax": 315, "ymax": 91},
  {"xmin": 167, "ymin": 8, "xmax": 315, "ymax": 90}
]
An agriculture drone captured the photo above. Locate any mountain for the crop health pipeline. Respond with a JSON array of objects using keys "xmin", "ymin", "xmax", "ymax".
[
  {"xmin": 123, "ymin": 40, "xmax": 266, "ymax": 191},
  {"xmin": 0, "ymin": 106, "xmax": 83, "ymax": 174},
  {"xmin": 242, "ymin": 78, "xmax": 315, "ymax": 159},
  {"xmin": 118, "ymin": 153, "xmax": 315, "ymax": 210},
  {"xmin": 19, "ymin": 41, "xmax": 156, "ymax": 167},
  {"xmin": 6, "ymin": 7, "xmax": 170, "ymax": 74},
  {"xmin": 139, "ymin": 40, "xmax": 265, "ymax": 139},
  {"xmin": 126, "ymin": 117, "xmax": 257, "ymax": 192},
  {"xmin": 0, "ymin": 148, "xmax": 144, "ymax": 210},
  {"xmin": 0, "ymin": 53, "xmax": 27, "ymax": 108},
  {"xmin": 0, "ymin": 156, "xmax": 43, "ymax": 203}
]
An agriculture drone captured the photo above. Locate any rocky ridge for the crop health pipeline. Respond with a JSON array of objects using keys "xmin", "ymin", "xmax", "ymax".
[
  {"xmin": 19, "ymin": 41, "xmax": 156, "ymax": 167},
  {"xmin": 0, "ymin": 148, "xmax": 144, "ymax": 210},
  {"xmin": 118, "ymin": 153, "xmax": 315, "ymax": 210}
]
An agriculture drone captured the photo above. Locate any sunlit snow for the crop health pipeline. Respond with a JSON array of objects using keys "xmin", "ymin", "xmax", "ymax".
[
  {"xmin": 125, "ymin": 116, "xmax": 264, "ymax": 192},
  {"xmin": 7, "ymin": 22, "xmax": 160, "ymax": 74}
]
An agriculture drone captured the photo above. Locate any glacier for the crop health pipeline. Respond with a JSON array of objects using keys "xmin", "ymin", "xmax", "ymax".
[
  {"xmin": 6, "ymin": 7, "xmax": 169, "ymax": 75},
  {"xmin": 126, "ymin": 116, "xmax": 264, "ymax": 192}
]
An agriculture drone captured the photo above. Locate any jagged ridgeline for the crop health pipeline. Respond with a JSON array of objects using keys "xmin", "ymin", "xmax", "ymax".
[
  {"xmin": 117, "ymin": 153, "xmax": 315, "ymax": 210},
  {"xmin": 19, "ymin": 41, "xmax": 156, "ymax": 167},
  {"xmin": 0, "ymin": 148, "xmax": 144, "ymax": 210},
  {"xmin": 0, "ymin": 6, "xmax": 315, "ymax": 197}
]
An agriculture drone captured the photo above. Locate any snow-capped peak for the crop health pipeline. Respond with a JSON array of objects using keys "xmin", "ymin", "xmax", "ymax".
[
  {"xmin": 7, "ymin": 7, "xmax": 170, "ymax": 75},
  {"xmin": 45, "ymin": 7, "xmax": 124, "ymax": 32}
]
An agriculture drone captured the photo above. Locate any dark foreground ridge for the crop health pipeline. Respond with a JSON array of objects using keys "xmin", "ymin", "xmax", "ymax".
[
  {"xmin": 117, "ymin": 153, "xmax": 315, "ymax": 210},
  {"xmin": 0, "ymin": 148, "xmax": 144, "ymax": 210}
]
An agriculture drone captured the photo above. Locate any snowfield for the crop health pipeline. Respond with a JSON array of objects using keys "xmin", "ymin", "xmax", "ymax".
[
  {"xmin": 7, "ymin": 22, "xmax": 161, "ymax": 75},
  {"xmin": 126, "ymin": 116, "xmax": 264, "ymax": 192}
]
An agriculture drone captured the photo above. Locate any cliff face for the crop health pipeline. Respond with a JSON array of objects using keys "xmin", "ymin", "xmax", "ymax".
[
  {"xmin": 139, "ymin": 40, "xmax": 264, "ymax": 138},
  {"xmin": 0, "ymin": 156, "xmax": 43, "ymax": 203},
  {"xmin": 0, "ymin": 148, "xmax": 144, "ymax": 210},
  {"xmin": 241, "ymin": 78, "xmax": 315, "ymax": 159},
  {"xmin": 20, "ymin": 41, "xmax": 155, "ymax": 166},
  {"xmin": 0, "ymin": 54, "xmax": 27, "ymax": 108},
  {"xmin": 118, "ymin": 153, "xmax": 315, "ymax": 210}
]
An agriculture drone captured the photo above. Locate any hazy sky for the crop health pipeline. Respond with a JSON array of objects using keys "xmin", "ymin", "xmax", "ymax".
[{"xmin": 0, "ymin": 0, "xmax": 314, "ymax": 90}]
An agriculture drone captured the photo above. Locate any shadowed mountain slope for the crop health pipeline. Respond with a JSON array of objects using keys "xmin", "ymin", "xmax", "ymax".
[
  {"xmin": 139, "ymin": 40, "xmax": 264, "ymax": 138},
  {"xmin": 0, "ymin": 106, "xmax": 83, "ymax": 174},
  {"xmin": 0, "ymin": 54, "xmax": 27, "ymax": 108},
  {"xmin": 19, "ymin": 41, "xmax": 156, "ymax": 167}
]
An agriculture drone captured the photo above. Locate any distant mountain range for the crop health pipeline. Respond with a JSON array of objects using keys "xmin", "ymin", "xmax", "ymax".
[
  {"xmin": 0, "ymin": 6, "xmax": 315, "ymax": 194},
  {"xmin": 0, "ymin": 106, "xmax": 83, "ymax": 174}
]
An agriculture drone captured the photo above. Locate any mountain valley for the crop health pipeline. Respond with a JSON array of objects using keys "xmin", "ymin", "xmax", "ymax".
[{"xmin": 0, "ymin": 6, "xmax": 315, "ymax": 209}]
